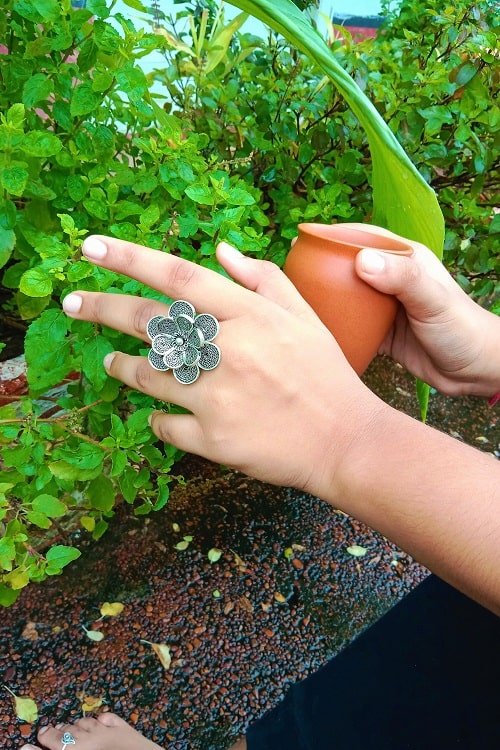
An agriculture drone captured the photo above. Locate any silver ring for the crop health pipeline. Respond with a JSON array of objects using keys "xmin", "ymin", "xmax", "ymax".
[
  {"xmin": 146, "ymin": 300, "xmax": 221, "ymax": 385},
  {"xmin": 61, "ymin": 732, "xmax": 76, "ymax": 750}
]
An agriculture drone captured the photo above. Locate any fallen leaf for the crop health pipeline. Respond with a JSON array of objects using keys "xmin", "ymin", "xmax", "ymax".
[
  {"xmin": 100, "ymin": 602, "xmax": 124, "ymax": 618},
  {"xmin": 223, "ymin": 601, "xmax": 235, "ymax": 615},
  {"xmin": 77, "ymin": 693, "xmax": 104, "ymax": 713},
  {"xmin": 207, "ymin": 548, "xmax": 223, "ymax": 563},
  {"xmin": 261, "ymin": 602, "xmax": 272, "ymax": 613},
  {"xmin": 212, "ymin": 589, "xmax": 221, "ymax": 598},
  {"xmin": 175, "ymin": 535, "xmax": 193, "ymax": 551},
  {"xmin": 232, "ymin": 551, "xmax": 247, "ymax": 571},
  {"xmin": 274, "ymin": 592, "xmax": 286, "ymax": 603},
  {"xmin": 82, "ymin": 625, "xmax": 104, "ymax": 642},
  {"xmin": 238, "ymin": 596, "xmax": 253, "ymax": 613},
  {"xmin": 172, "ymin": 523, "xmax": 180, "ymax": 532},
  {"xmin": 284, "ymin": 547, "xmax": 293, "ymax": 559},
  {"xmin": 141, "ymin": 641, "xmax": 172, "ymax": 670},
  {"xmin": 21, "ymin": 622, "xmax": 39, "ymax": 640},
  {"xmin": 3, "ymin": 686, "xmax": 38, "ymax": 723},
  {"xmin": 346, "ymin": 545, "xmax": 367, "ymax": 558}
]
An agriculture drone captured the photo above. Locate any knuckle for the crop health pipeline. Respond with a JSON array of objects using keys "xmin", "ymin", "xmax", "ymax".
[
  {"xmin": 132, "ymin": 301, "xmax": 167, "ymax": 338},
  {"xmin": 135, "ymin": 359, "xmax": 154, "ymax": 391},
  {"xmin": 167, "ymin": 257, "xmax": 199, "ymax": 294}
]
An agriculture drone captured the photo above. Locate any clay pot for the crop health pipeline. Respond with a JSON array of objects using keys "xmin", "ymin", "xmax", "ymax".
[{"xmin": 283, "ymin": 222, "xmax": 413, "ymax": 374}]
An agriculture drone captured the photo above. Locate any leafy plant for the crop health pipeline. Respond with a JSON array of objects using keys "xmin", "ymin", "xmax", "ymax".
[{"xmin": 0, "ymin": 0, "xmax": 498, "ymax": 605}]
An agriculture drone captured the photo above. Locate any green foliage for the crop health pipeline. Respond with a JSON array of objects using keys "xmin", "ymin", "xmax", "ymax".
[{"xmin": 0, "ymin": 0, "xmax": 498, "ymax": 604}]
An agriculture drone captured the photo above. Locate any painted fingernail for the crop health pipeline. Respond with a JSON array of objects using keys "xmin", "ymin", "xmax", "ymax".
[
  {"xmin": 103, "ymin": 352, "xmax": 116, "ymax": 371},
  {"xmin": 359, "ymin": 248, "xmax": 386, "ymax": 273},
  {"xmin": 82, "ymin": 237, "xmax": 108, "ymax": 260},
  {"xmin": 62, "ymin": 293, "xmax": 83, "ymax": 315}
]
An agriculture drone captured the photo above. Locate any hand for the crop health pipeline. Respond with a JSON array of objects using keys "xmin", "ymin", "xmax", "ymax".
[
  {"xmin": 63, "ymin": 236, "xmax": 383, "ymax": 495},
  {"xmin": 353, "ymin": 226, "xmax": 500, "ymax": 398}
]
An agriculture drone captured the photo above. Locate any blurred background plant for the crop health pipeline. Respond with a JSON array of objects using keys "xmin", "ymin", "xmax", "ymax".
[{"xmin": 0, "ymin": 0, "xmax": 498, "ymax": 605}]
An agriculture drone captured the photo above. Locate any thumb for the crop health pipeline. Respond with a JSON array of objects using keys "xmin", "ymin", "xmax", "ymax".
[{"xmin": 355, "ymin": 243, "xmax": 455, "ymax": 319}]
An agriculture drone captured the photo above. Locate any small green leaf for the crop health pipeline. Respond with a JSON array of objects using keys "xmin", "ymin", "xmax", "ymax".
[
  {"xmin": 70, "ymin": 84, "xmax": 101, "ymax": 117},
  {"xmin": 1, "ymin": 166, "xmax": 28, "ymax": 197},
  {"xmin": 45, "ymin": 545, "xmax": 81, "ymax": 572},
  {"xmin": 208, "ymin": 548, "xmax": 223, "ymax": 563},
  {"xmin": 23, "ymin": 131, "xmax": 62, "ymax": 157},
  {"xmin": 32, "ymin": 494, "xmax": 67, "ymax": 518},
  {"xmin": 82, "ymin": 336, "xmax": 114, "ymax": 391},
  {"xmin": 19, "ymin": 267, "xmax": 53, "ymax": 298},
  {"xmin": 3, "ymin": 687, "xmax": 39, "ymax": 723},
  {"xmin": 346, "ymin": 545, "xmax": 367, "ymax": 558}
]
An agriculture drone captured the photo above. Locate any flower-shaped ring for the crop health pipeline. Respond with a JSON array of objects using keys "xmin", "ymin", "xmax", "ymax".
[
  {"xmin": 61, "ymin": 733, "xmax": 76, "ymax": 750},
  {"xmin": 146, "ymin": 300, "xmax": 221, "ymax": 384}
]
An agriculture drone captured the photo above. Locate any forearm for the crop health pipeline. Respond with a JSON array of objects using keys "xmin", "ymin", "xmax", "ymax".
[{"xmin": 323, "ymin": 406, "xmax": 500, "ymax": 614}]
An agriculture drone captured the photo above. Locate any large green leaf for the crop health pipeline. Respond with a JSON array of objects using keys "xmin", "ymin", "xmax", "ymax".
[
  {"xmin": 226, "ymin": 0, "xmax": 444, "ymax": 258},
  {"xmin": 227, "ymin": 0, "xmax": 442, "ymax": 417}
]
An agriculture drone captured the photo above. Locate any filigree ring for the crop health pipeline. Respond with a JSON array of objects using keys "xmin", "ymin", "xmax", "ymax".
[
  {"xmin": 146, "ymin": 300, "xmax": 221, "ymax": 385},
  {"xmin": 61, "ymin": 732, "xmax": 76, "ymax": 750}
]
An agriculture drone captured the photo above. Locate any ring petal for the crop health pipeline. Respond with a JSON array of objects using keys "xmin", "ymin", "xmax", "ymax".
[{"xmin": 199, "ymin": 342, "xmax": 221, "ymax": 371}]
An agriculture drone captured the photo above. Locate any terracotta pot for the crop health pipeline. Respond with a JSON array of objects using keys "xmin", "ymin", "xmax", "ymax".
[{"xmin": 283, "ymin": 223, "xmax": 413, "ymax": 374}]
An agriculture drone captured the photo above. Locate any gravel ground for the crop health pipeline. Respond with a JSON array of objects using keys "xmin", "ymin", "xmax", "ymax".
[{"xmin": 0, "ymin": 357, "xmax": 498, "ymax": 749}]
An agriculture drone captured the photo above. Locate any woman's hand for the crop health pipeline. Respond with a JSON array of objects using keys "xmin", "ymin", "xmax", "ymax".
[
  {"xmin": 353, "ymin": 226, "xmax": 500, "ymax": 398},
  {"xmin": 62, "ymin": 235, "xmax": 383, "ymax": 496}
]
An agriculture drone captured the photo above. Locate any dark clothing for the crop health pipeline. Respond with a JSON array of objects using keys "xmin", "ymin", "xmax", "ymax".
[{"xmin": 247, "ymin": 575, "xmax": 500, "ymax": 749}]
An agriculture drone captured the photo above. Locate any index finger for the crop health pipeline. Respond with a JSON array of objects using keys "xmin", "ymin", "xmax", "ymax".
[{"xmin": 82, "ymin": 235, "xmax": 253, "ymax": 320}]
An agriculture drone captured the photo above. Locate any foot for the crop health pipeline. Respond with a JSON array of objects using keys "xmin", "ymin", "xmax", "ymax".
[
  {"xmin": 228, "ymin": 741, "xmax": 247, "ymax": 750},
  {"xmin": 20, "ymin": 712, "xmax": 162, "ymax": 750}
]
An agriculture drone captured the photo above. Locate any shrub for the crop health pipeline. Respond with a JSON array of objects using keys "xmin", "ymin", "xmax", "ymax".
[{"xmin": 0, "ymin": 0, "xmax": 498, "ymax": 605}]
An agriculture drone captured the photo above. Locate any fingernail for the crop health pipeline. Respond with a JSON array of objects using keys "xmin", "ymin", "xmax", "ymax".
[
  {"xmin": 82, "ymin": 237, "xmax": 108, "ymax": 260},
  {"xmin": 62, "ymin": 293, "xmax": 83, "ymax": 315},
  {"xmin": 103, "ymin": 352, "xmax": 116, "ymax": 371},
  {"xmin": 218, "ymin": 241, "xmax": 243, "ymax": 259},
  {"xmin": 359, "ymin": 248, "xmax": 386, "ymax": 273},
  {"xmin": 39, "ymin": 725, "xmax": 50, "ymax": 734},
  {"xmin": 20, "ymin": 745, "xmax": 37, "ymax": 749}
]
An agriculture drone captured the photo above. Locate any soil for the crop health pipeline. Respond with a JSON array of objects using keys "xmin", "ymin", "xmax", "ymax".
[{"xmin": 0, "ymin": 336, "xmax": 498, "ymax": 748}]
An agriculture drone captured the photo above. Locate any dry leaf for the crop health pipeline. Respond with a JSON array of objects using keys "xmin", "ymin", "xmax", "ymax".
[
  {"xmin": 238, "ymin": 596, "xmax": 253, "ymax": 613},
  {"xmin": 4, "ymin": 686, "xmax": 38, "ymax": 723},
  {"xmin": 77, "ymin": 692, "xmax": 104, "ymax": 713},
  {"xmin": 274, "ymin": 592, "xmax": 286, "ymax": 603},
  {"xmin": 100, "ymin": 602, "xmax": 124, "ymax": 618},
  {"xmin": 142, "ymin": 640, "xmax": 172, "ymax": 670},
  {"xmin": 21, "ymin": 622, "xmax": 39, "ymax": 640},
  {"xmin": 223, "ymin": 601, "xmax": 235, "ymax": 615},
  {"xmin": 232, "ymin": 552, "xmax": 246, "ymax": 571}
]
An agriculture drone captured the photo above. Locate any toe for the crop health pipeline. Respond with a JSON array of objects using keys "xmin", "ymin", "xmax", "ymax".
[{"xmin": 97, "ymin": 712, "xmax": 131, "ymax": 728}]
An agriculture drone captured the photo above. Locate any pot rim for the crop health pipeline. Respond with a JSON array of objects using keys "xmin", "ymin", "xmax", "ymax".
[{"xmin": 297, "ymin": 222, "xmax": 414, "ymax": 255}]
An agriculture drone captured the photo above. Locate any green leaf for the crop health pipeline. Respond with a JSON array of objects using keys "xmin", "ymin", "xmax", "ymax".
[
  {"xmin": 7, "ymin": 104, "xmax": 25, "ymax": 130},
  {"xmin": 1, "ymin": 166, "xmax": 28, "ymax": 197},
  {"xmin": 0, "ymin": 227, "xmax": 15, "ymax": 271},
  {"xmin": 0, "ymin": 538, "xmax": 16, "ymax": 571},
  {"xmin": 32, "ymin": 494, "xmax": 67, "ymax": 518},
  {"xmin": 226, "ymin": 0, "xmax": 444, "ymax": 255},
  {"xmin": 45, "ymin": 544, "xmax": 81, "ymax": 573},
  {"xmin": 19, "ymin": 267, "xmax": 53, "ymax": 297},
  {"xmin": 82, "ymin": 336, "xmax": 114, "ymax": 391},
  {"xmin": 185, "ymin": 184, "xmax": 215, "ymax": 205},
  {"xmin": 49, "ymin": 443, "xmax": 105, "ymax": 481},
  {"xmin": 121, "ymin": 0, "xmax": 147, "ymax": 10},
  {"xmin": 25, "ymin": 309, "xmax": 71, "ymax": 394},
  {"xmin": 87, "ymin": 474, "xmax": 116, "ymax": 513},
  {"xmin": 31, "ymin": 0, "xmax": 61, "ymax": 21},
  {"xmin": 22, "ymin": 73, "xmax": 53, "ymax": 108},
  {"xmin": 23, "ymin": 131, "xmax": 62, "ymax": 157},
  {"xmin": 0, "ymin": 199, "xmax": 17, "ymax": 230},
  {"xmin": 208, "ymin": 548, "xmax": 223, "ymax": 563},
  {"xmin": 346, "ymin": 545, "xmax": 367, "ymax": 558},
  {"xmin": 70, "ymin": 84, "xmax": 101, "ymax": 117},
  {"xmin": 26, "ymin": 510, "xmax": 52, "ymax": 529}
]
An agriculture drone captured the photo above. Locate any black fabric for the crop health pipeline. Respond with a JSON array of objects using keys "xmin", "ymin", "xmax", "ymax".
[{"xmin": 246, "ymin": 575, "xmax": 500, "ymax": 749}]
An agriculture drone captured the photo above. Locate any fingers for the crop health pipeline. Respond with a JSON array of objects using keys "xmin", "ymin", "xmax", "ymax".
[
  {"xmin": 355, "ymin": 242, "xmax": 459, "ymax": 319},
  {"xmin": 216, "ymin": 242, "xmax": 320, "ymax": 323},
  {"xmin": 63, "ymin": 291, "xmax": 171, "ymax": 342},
  {"xmin": 149, "ymin": 411, "xmax": 204, "ymax": 454},
  {"xmin": 82, "ymin": 235, "xmax": 253, "ymax": 320},
  {"xmin": 103, "ymin": 352, "xmax": 194, "ymax": 408}
]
